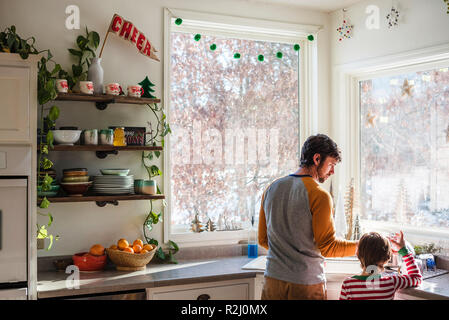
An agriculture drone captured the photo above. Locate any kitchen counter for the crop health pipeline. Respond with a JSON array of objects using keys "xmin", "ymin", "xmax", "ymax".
[
  {"xmin": 37, "ymin": 255, "xmax": 449, "ymax": 300},
  {"xmin": 37, "ymin": 256, "xmax": 260, "ymax": 299}
]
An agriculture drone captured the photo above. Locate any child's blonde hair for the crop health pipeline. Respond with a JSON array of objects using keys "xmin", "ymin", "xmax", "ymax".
[{"xmin": 357, "ymin": 232, "xmax": 392, "ymax": 270}]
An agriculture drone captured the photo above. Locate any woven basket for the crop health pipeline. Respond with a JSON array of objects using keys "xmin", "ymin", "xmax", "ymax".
[{"xmin": 106, "ymin": 247, "xmax": 157, "ymax": 271}]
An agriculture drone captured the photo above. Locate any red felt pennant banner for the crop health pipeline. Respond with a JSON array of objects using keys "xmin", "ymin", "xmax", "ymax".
[{"xmin": 108, "ymin": 13, "xmax": 160, "ymax": 61}]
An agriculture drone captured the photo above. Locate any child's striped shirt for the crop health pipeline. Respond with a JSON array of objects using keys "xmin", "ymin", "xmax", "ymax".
[{"xmin": 339, "ymin": 247, "xmax": 422, "ymax": 300}]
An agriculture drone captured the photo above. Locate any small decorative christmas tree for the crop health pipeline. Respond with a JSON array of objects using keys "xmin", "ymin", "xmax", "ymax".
[
  {"xmin": 205, "ymin": 218, "xmax": 216, "ymax": 232},
  {"xmin": 394, "ymin": 180, "xmax": 412, "ymax": 224},
  {"xmin": 352, "ymin": 214, "xmax": 362, "ymax": 240},
  {"xmin": 138, "ymin": 76, "xmax": 157, "ymax": 99},
  {"xmin": 344, "ymin": 178, "xmax": 358, "ymax": 240},
  {"xmin": 190, "ymin": 211, "xmax": 204, "ymax": 233}
]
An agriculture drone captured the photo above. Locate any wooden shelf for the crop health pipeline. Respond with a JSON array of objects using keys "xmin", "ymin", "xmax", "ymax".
[
  {"xmin": 37, "ymin": 194, "xmax": 165, "ymax": 207},
  {"xmin": 48, "ymin": 145, "xmax": 162, "ymax": 151},
  {"xmin": 55, "ymin": 92, "xmax": 161, "ymax": 110},
  {"xmin": 41, "ymin": 145, "xmax": 162, "ymax": 158}
]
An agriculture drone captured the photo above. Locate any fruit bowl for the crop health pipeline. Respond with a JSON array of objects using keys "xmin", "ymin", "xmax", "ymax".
[
  {"xmin": 52, "ymin": 130, "xmax": 82, "ymax": 145},
  {"xmin": 106, "ymin": 246, "xmax": 157, "ymax": 271},
  {"xmin": 72, "ymin": 252, "xmax": 107, "ymax": 272}
]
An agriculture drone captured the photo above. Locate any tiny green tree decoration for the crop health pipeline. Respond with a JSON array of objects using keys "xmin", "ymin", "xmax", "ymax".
[{"xmin": 139, "ymin": 76, "xmax": 157, "ymax": 99}]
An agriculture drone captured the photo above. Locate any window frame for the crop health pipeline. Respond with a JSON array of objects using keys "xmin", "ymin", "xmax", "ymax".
[
  {"xmin": 332, "ymin": 43, "xmax": 449, "ymax": 244},
  {"xmin": 163, "ymin": 8, "xmax": 321, "ymax": 246}
]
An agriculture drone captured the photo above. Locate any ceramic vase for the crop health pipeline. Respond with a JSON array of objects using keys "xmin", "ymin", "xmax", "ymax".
[{"xmin": 88, "ymin": 57, "xmax": 104, "ymax": 94}]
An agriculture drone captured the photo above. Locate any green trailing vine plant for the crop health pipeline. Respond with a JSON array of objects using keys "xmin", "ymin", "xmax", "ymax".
[
  {"xmin": 58, "ymin": 27, "xmax": 100, "ymax": 91},
  {"xmin": 1, "ymin": 25, "xmax": 100, "ymax": 250},
  {"xmin": 1, "ymin": 25, "xmax": 61, "ymax": 249},
  {"xmin": 141, "ymin": 101, "xmax": 177, "ymax": 263}
]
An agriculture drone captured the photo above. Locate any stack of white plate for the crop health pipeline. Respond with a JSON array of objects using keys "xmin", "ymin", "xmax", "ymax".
[{"xmin": 92, "ymin": 175, "xmax": 134, "ymax": 195}]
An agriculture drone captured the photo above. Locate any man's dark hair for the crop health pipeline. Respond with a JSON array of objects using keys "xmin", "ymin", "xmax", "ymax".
[
  {"xmin": 300, "ymin": 134, "xmax": 341, "ymax": 167},
  {"xmin": 357, "ymin": 232, "xmax": 392, "ymax": 269}
]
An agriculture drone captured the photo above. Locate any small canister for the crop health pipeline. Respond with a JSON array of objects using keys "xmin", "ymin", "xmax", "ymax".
[
  {"xmin": 100, "ymin": 129, "xmax": 114, "ymax": 145},
  {"xmin": 83, "ymin": 129, "xmax": 98, "ymax": 145},
  {"xmin": 113, "ymin": 127, "xmax": 127, "ymax": 146},
  {"xmin": 141, "ymin": 180, "xmax": 156, "ymax": 195}
]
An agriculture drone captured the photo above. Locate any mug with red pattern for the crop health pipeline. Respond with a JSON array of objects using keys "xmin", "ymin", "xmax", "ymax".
[
  {"xmin": 80, "ymin": 81, "xmax": 94, "ymax": 95},
  {"xmin": 127, "ymin": 85, "xmax": 144, "ymax": 98},
  {"xmin": 106, "ymin": 83, "xmax": 122, "ymax": 95},
  {"xmin": 56, "ymin": 79, "xmax": 69, "ymax": 93}
]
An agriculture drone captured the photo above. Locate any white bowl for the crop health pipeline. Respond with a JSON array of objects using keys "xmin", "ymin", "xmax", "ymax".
[{"xmin": 52, "ymin": 130, "xmax": 82, "ymax": 145}]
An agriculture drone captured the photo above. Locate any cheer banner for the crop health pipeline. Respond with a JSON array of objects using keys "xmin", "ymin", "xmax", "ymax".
[{"xmin": 106, "ymin": 13, "xmax": 160, "ymax": 61}]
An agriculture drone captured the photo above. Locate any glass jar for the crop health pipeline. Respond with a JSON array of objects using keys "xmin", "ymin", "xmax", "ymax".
[{"xmin": 113, "ymin": 127, "xmax": 127, "ymax": 146}]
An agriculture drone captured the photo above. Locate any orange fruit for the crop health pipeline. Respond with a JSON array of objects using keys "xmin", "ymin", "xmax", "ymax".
[
  {"xmin": 142, "ymin": 244, "xmax": 153, "ymax": 251},
  {"xmin": 109, "ymin": 244, "xmax": 118, "ymax": 250},
  {"xmin": 133, "ymin": 239, "xmax": 144, "ymax": 247},
  {"xmin": 89, "ymin": 244, "xmax": 105, "ymax": 256},
  {"xmin": 140, "ymin": 249, "xmax": 149, "ymax": 254},
  {"xmin": 123, "ymin": 247, "xmax": 134, "ymax": 254},
  {"xmin": 117, "ymin": 239, "xmax": 129, "ymax": 250},
  {"xmin": 133, "ymin": 244, "xmax": 142, "ymax": 253}
]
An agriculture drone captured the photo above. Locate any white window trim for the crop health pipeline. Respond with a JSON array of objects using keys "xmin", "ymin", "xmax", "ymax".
[
  {"xmin": 163, "ymin": 8, "xmax": 321, "ymax": 246},
  {"xmin": 332, "ymin": 43, "xmax": 449, "ymax": 242}
]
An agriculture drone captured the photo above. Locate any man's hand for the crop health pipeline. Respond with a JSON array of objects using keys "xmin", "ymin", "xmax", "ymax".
[{"xmin": 387, "ymin": 230, "xmax": 405, "ymax": 252}]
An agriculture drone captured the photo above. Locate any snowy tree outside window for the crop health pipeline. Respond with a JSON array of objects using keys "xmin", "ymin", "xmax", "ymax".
[
  {"xmin": 169, "ymin": 32, "xmax": 300, "ymax": 233},
  {"xmin": 360, "ymin": 66, "xmax": 449, "ymax": 230}
]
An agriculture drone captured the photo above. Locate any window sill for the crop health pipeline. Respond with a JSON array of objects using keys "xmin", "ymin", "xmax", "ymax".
[
  {"xmin": 169, "ymin": 229, "xmax": 249, "ymax": 248},
  {"xmin": 361, "ymin": 219, "xmax": 449, "ymax": 247}
]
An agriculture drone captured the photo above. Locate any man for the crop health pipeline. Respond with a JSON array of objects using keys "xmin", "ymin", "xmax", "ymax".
[{"xmin": 258, "ymin": 134, "xmax": 358, "ymax": 300}]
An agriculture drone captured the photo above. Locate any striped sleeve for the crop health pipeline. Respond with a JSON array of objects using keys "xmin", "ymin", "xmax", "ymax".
[
  {"xmin": 392, "ymin": 247, "xmax": 422, "ymax": 290},
  {"xmin": 339, "ymin": 280, "xmax": 349, "ymax": 300}
]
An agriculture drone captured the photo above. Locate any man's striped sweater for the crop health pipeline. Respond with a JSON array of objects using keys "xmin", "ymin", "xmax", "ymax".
[{"xmin": 339, "ymin": 247, "xmax": 422, "ymax": 300}]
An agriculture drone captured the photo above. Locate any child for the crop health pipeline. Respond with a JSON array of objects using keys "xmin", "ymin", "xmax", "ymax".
[{"xmin": 340, "ymin": 231, "xmax": 422, "ymax": 300}]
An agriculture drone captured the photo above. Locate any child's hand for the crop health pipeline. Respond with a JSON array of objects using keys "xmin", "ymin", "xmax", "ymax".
[{"xmin": 387, "ymin": 231, "xmax": 405, "ymax": 252}]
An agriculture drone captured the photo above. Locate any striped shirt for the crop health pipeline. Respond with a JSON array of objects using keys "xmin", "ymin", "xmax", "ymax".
[{"xmin": 339, "ymin": 247, "xmax": 422, "ymax": 300}]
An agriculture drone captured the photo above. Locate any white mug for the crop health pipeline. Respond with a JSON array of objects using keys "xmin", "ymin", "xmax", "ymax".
[
  {"xmin": 127, "ymin": 85, "xmax": 144, "ymax": 98},
  {"xmin": 106, "ymin": 83, "xmax": 122, "ymax": 95},
  {"xmin": 56, "ymin": 79, "xmax": 68, "ymax": 93},
  {"xmin": 80, "ymin": 81, "xmax": 94, "ymax": 95}
]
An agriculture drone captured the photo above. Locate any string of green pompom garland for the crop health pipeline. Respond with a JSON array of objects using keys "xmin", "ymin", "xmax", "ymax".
[{"xmin": 173, "ymin": 17, "xmax": 311, "ymax": 61}]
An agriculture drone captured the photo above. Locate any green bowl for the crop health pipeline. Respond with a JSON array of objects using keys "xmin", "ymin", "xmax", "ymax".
[
  {"xmin": 37, "ymin": 184, "xmax": 60, "ymax": 197},
  {"xmin": 100, "ymin": 168, "xmax": 130, "ymax": 176}
]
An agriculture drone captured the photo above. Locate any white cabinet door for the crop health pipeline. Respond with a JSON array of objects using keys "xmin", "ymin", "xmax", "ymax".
[
  {"xmin": 0, "ymin": 179, "xmax": 28, "ymax": 283},
  {"xmin": 0, "ymin": 66, "xmax": 30, "ymax": 143},
  {"xmin": 146, "ymin": 278, "xmax": 254, "ymax": 300}
]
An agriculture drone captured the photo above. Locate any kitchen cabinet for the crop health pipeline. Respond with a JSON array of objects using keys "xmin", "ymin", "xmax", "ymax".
[
  {"xmin": 0, "ymin": 53, "xmax": 37, "ymax": 144},
  {"xmin": 146, "ymin": 278, "xmax": 257, "ymax": 300},
  {"xmin": 0, "ymin": 53, "xmax": 39, "ymax": 300}
]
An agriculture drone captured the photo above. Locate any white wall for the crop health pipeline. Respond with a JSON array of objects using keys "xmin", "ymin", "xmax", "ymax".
[
  {"xmin": 331, "ymin": 0, "xmax": 449, "ymax": 65},
  {"xmin": 0, "ymin": 0, "xmax": 331, "ymax": 256}
]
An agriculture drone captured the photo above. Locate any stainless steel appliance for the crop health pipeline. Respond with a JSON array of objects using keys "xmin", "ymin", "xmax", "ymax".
[{"xmin": 0, "ymin": 146, "xmax": 30, "ymax": 300}]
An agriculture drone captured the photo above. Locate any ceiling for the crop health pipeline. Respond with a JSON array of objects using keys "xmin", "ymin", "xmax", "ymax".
[{"xmin": 243, "ymin": 0, "xmax": 365, "ymax": 13}]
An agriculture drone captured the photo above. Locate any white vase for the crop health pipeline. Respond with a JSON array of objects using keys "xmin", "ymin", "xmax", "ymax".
[{"xmin": 88, "ymin": 57, "xmax": 104, "ymax": 94}]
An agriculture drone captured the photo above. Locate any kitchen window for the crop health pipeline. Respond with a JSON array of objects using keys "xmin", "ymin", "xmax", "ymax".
[
  {"xmin": 163, "ymin": 9, "xmax": 319, "ymax": 245},
  {"xmin": 360, "ymin": 67, "xmax": 449, "ymax": 232},
  {"xmin": 334, "ymin": 45, "xmax": 449, "ymax": 250}
]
